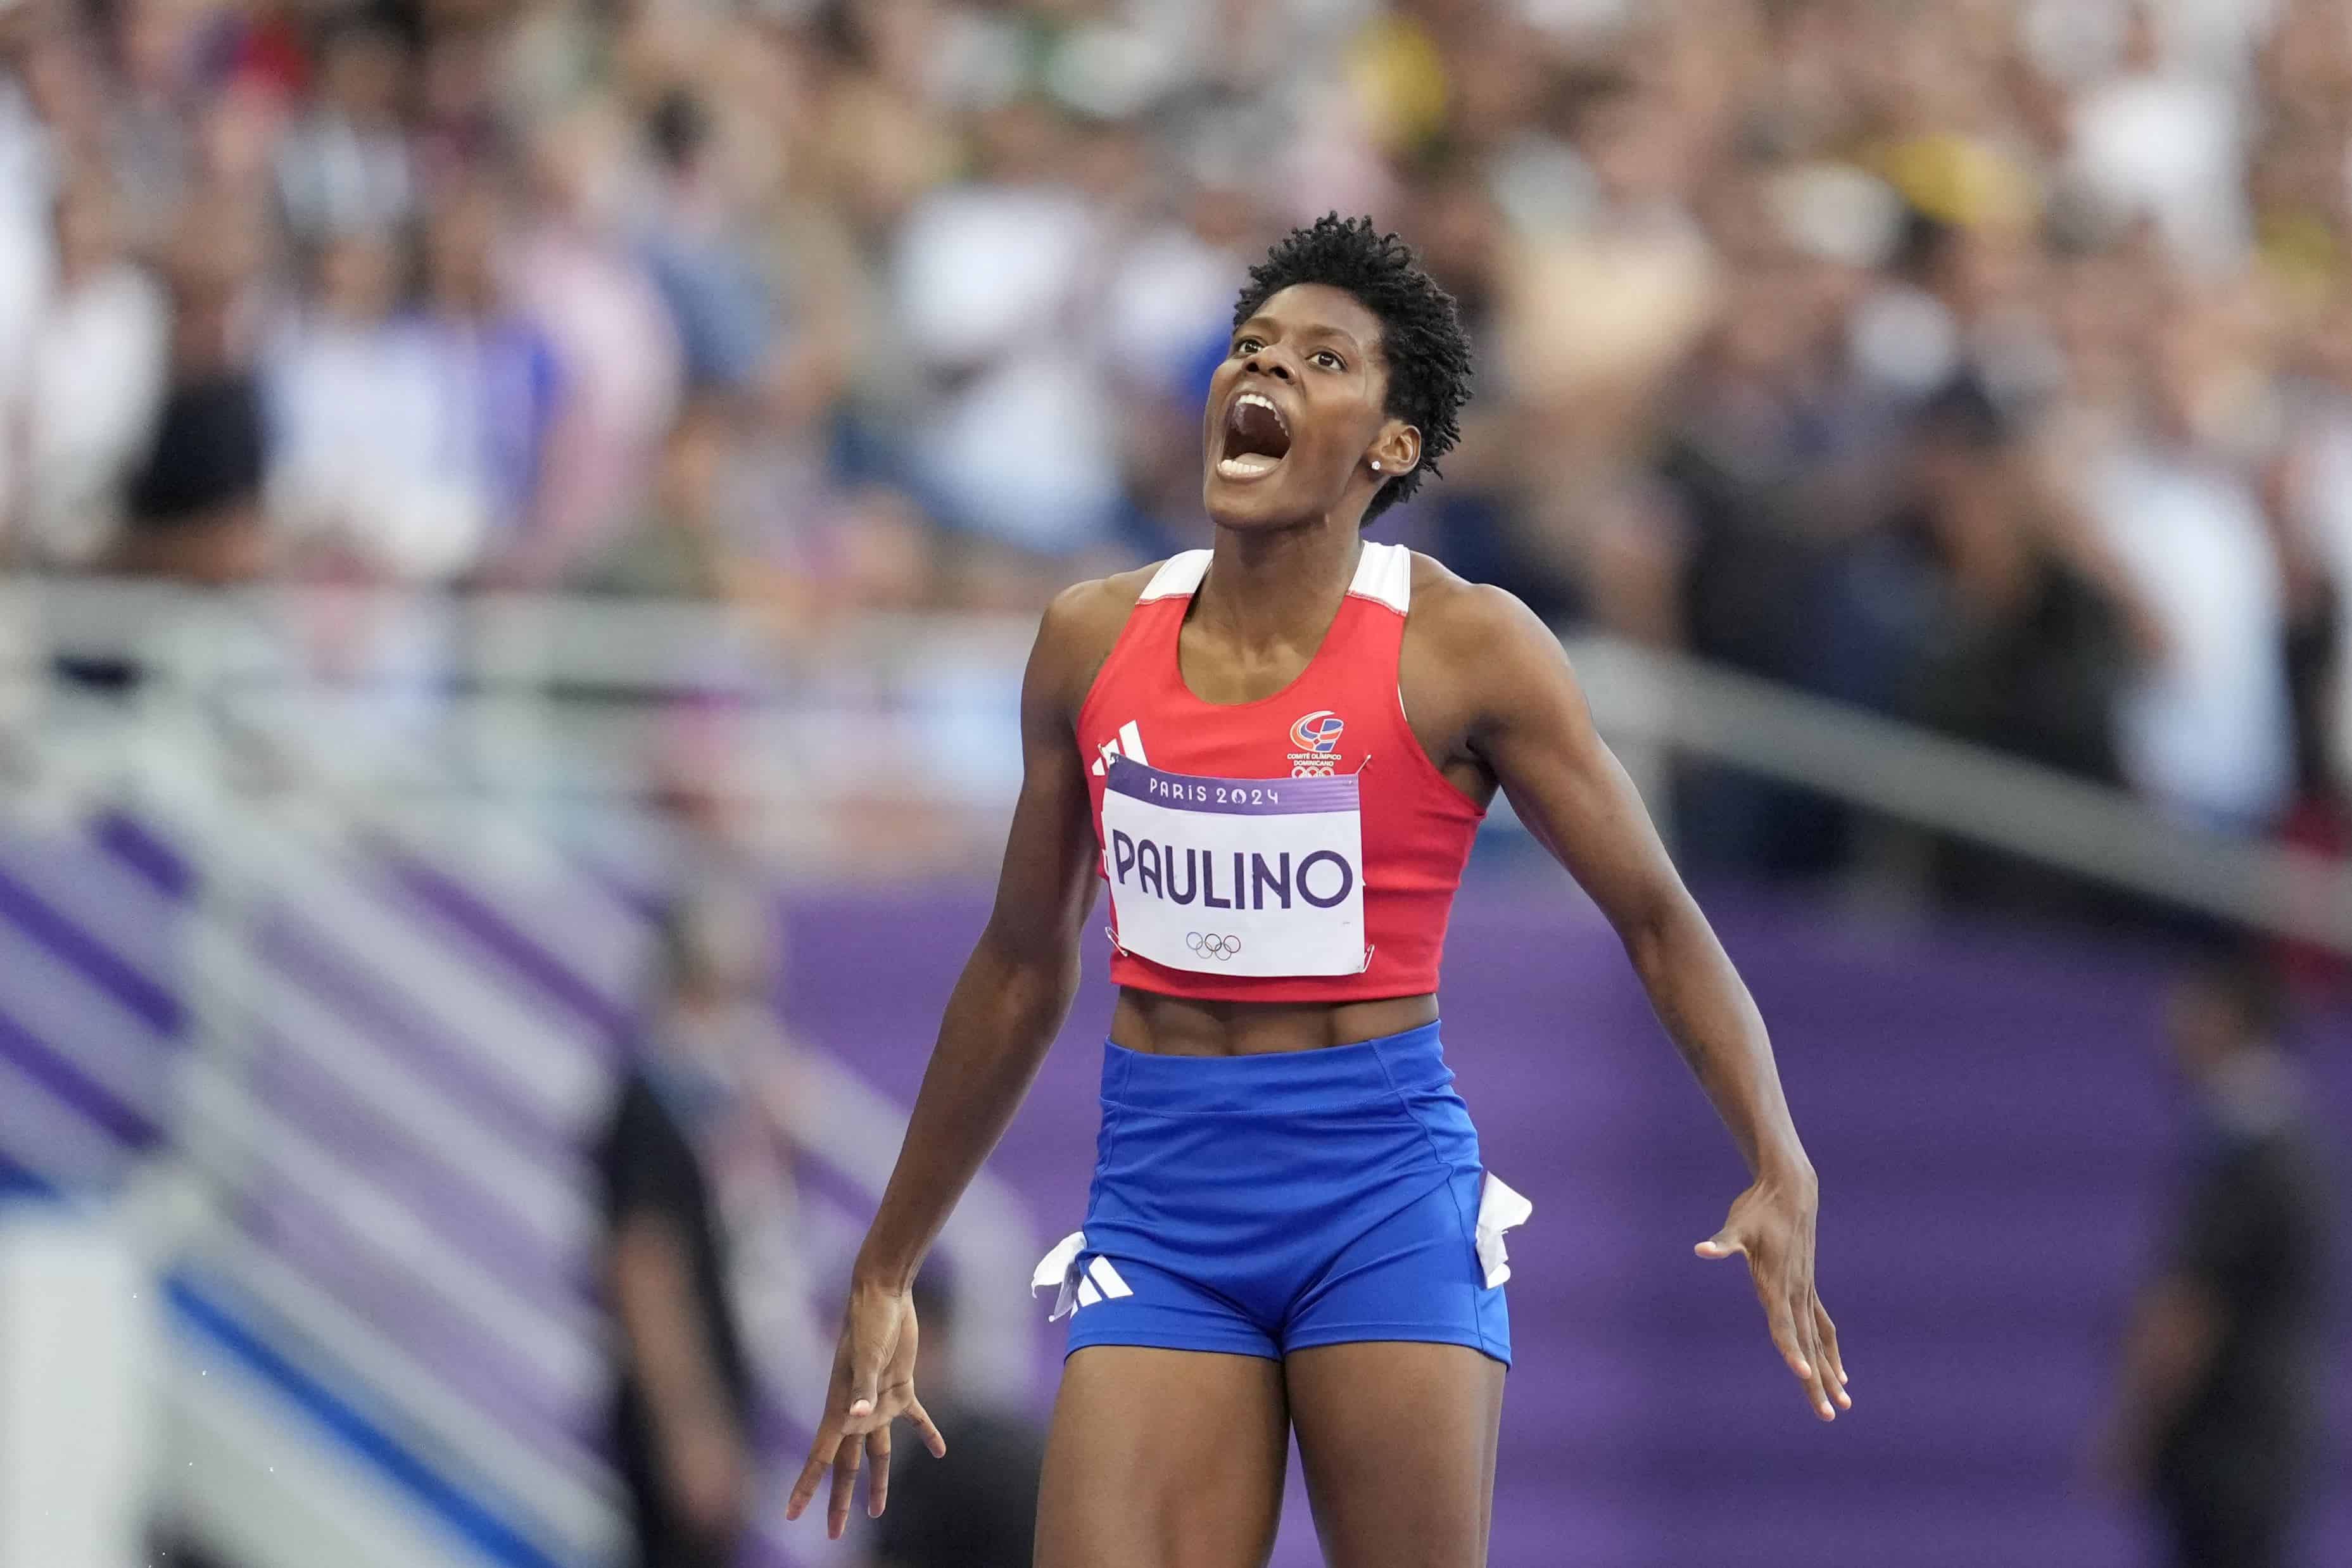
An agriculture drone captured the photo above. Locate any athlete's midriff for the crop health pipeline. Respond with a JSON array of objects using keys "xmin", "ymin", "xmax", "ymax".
[
  {"xmin": 1078, "ymin": 545, "xmax": 1484, "ymax": 1056},
  {"xmin": 1110, "ymin": 988, "xmax": 1441, "ymax": 1056}
]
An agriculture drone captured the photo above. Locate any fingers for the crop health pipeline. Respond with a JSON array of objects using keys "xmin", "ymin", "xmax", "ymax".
[
  {"xmin": 826, "ymin": 1430, "xmax": 863, "ymax": 1539},
  {"xmin": 1767, "ymin": 1247, "xmax": 1835, "ymax": 1422},
  {"xmin": 1747, "ymin": 1248, "xmax": 1835, "ymax": 1422},
  {"xmin": 1712, "ymin": 1222, "xmax": 1834, "ymax": 1420},
  {"xmin": 784, "ymin": 1431, "xmax": 839, "ymax": 1523},
  {"xmin": 1788, "ymin": 1288, "xmax": 1837, "ymax": 1420},
  {"xmin": 1760, "ymin": 1276, "xmax": 1813, "ymax": 1386},
  {"xmin": 904, "ymin": 1395, "xmax": 948, "ymax": 1459},
  {"xmin": 864, "ymin": 1424, "xmax": 892, "ymax": 1519},
  {"xmin": 1700, "ymin": 1196, "xmax": 1847, "ymax": 1424},
  {"xmin": 1779, "ymin": 1244, "xmax": 1847, "ymax": 1417},
  {"xmin": 1813, "ymin": 1296, "xmax": 1851, "ymax": 1405},
  {"xmin": 790, "ymin": 1403, "xmax": 932, "ymax": 1532}
]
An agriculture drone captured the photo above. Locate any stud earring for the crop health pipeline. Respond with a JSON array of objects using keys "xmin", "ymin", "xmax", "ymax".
[{"xmin": 1371, "ymin": 460, "xmax": 1382, "ymax": 472}]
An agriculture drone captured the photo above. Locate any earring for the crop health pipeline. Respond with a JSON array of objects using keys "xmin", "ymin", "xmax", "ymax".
[{"xmin": 1371, "ymin": 460, "xmax": 1382, "ymax": 472}]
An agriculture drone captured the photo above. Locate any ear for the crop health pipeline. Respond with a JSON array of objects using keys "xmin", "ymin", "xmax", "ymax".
[{"xmin": 1366, "ymin": 421, "xmax": 1421, "ymax": 480}]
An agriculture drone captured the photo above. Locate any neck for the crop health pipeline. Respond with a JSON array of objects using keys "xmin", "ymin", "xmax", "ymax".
[
  {"xmin": 1197, "ymin": 519, "xmax": 1362, "ymax": 648},
  {"xmin": 2201, "ymin": 1045, "xmax": 2296, "ymax": 1132}
]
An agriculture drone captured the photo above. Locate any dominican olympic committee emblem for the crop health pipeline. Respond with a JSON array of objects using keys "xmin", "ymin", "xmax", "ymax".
[{"xmin": 1287, "ymin": 710, "xmax": 1346, "ymax": 777}]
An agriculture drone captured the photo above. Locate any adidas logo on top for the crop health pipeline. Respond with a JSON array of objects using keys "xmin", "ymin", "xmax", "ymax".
[{"xmin": 1092, "ymin": 721, "xmax": 1149, "ymax": 776}]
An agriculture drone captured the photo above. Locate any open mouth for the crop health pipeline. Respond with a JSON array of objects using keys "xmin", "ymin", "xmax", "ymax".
[{"xmin": 1217, "ymin": 391, "xmax": 1291, "ymax": 481}]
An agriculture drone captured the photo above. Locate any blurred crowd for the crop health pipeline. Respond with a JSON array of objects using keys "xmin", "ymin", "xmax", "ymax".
[{"xmin": 4, "ymin": 0, "xmax": 2352, "ymax": 890}]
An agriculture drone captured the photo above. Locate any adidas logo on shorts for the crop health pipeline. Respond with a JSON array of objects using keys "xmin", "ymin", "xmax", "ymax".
[
  {"xmin": 1072, "ymin": 1255, "xmax": 1131, "ymax": 1310},
  {"xmin": 1033, "ymin": 1232, "xmax": 1134, "ymax": 1320}
]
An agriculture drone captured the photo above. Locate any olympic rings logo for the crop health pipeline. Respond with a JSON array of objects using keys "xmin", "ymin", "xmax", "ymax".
[{"xmin": 1185, "ymin": 932, "xmax": 1242, "ymax": 961}]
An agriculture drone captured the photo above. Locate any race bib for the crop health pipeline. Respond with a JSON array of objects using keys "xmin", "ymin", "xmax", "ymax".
[{"xmin": 1099, "ymin": 756, "xmax": 1367, "ymax": 977}]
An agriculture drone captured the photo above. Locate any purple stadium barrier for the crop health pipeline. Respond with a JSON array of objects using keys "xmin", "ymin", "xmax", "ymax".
[
  {"xmin": 3, "ymin": 799, "xmax": 2341, "ymax": 1568},
  {"xmin": 780, "ymin": 882, "xmax": 2352, "ymax": 1568}
]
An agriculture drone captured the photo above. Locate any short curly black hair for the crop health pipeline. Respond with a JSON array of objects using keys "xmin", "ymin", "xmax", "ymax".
[{"xmin": 1231, "ymin": 213, "xmax": 1474, "ymax": 523}]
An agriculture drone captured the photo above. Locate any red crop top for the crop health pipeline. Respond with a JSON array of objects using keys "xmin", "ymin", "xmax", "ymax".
[{"xmin": 1077, "ymin": 542, "xmax": 1485, "ymax": 1002}]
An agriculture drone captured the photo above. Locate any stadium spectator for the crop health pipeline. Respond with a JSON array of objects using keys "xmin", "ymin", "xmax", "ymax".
[
  {"xmin": 501, "ymin": 105, "xmax": 685, "ymax": 585},
  {"xmin": 2099, "ymin": 954, "xmax": 2335, "ymax": 1568},
  {"xmin": 892, "ymin": 96, "xmax": 1123, "ymax": 559},
  {"xmin": 272, "ymin": 11, "xmax": 415, "ymax": 241},
  {"xmin": 579, "ymin": 394, "xmax": 742, "ymax": 600},
  {"xmin": 1881, "ymin": 377, "xmax": 2135, "ymax": 782},
  {"xmin": 1, "ymin": 169, "xmax": 168, "ymax": 567},
  {"xmin": 598, "ymin": 895, "xmax": 785, "ymax": 1568},
  {"xmin": 116, "ymin": 199, "xmax": 270, "ymax": 583},
  {"xmin": 2064, "ymin": 1, "xmax": 2250, "ymax": 274},
  {"xmin": 2082, "ymin": 301, "xmax": 2297, "ymax": 831},
  {"xmin": 0, "ymin": 0, "xmax": 2343, "ymax": 904},
  {"xmin": 635, "ymin": 86, "xmax": 779, "ymax": 395},
  {"xmin": 412, "ymin": 176, "xmax": 565, "ymax": 566},
  {"xmin": 262, "ymin": 226, "xmax": 489, "ymax": 581}
]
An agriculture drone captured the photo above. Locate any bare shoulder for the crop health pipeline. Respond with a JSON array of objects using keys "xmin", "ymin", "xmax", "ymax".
[
  {"xmin": 1403, "ymin": 552, "xmax": 1562, "ymax": 667},
  {"xmin": 1399, "ymin": 552, "xmax": 1583, "ymax": 754},
  {"xmin": 1042, "ymin": 562, "xmax": 1156, "ymax": 642},
  {"xmin": 1030, "ymin": 562, "xmax": 1158, "ymax": 710}
]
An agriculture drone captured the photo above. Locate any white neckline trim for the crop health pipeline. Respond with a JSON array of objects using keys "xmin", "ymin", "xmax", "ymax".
[
  {"xmin": 1346, "ymin": 541, "xmax": 1412, "ymax": 612},
  {"xmin": 1135, "ymin": 543, "xmax": 1410, "ymax": 611},
  {"xmin": 1137, "ymin": 550, "xmax": 1212, "ymax": 601}
]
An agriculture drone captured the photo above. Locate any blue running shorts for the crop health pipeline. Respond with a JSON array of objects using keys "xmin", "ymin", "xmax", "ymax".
[{"xmin": 1032, "ymin": 1021, "xmax": 1528, "ymax": 1365}]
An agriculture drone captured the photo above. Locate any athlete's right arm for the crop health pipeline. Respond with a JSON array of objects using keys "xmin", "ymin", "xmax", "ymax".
[{"xmin": 787, "ymin": 577, "xmax": 1125, "ymax": 1538}]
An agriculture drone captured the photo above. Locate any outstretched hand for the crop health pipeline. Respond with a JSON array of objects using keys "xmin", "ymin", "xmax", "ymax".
[
  {"xmin": 785, "ymin": 1280, "xmax": 948, "ymax": 1538},
  {"xmin": 1696, "ymin": 1174, "xmax": 1850, "ymax": 1422}
]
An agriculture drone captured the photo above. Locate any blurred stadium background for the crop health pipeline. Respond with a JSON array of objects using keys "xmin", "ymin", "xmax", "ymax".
[{"xmin": 0, "ymin": 0, "xmax": 2346, "ymax": 1565}]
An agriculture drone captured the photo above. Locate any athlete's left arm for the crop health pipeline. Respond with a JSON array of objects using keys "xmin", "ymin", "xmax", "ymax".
[{"xmin": 1442, "ymin": 583, "xmax": 1851, "ymax": 1422}]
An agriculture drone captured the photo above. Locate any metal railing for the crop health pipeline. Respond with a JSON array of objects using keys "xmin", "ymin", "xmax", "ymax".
[
  {"xmin": 8, "ymin": 573, "xmax": 2350, "ymax": 955},
  {"xmin": 1, "ymin": 572, "xmax": 1052, "ymax": 1568},
  {"xmin": 1565, "ymin": 638, "xmax": 2352, "ymax": 954}
]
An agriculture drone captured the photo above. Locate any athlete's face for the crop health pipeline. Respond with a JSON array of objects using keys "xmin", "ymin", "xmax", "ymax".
[{"xmin": 1203, "ymin": 284, "xmax": 1421, "ymax": 531}]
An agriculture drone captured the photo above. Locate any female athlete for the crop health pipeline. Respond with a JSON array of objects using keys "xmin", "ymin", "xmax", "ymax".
[{"xmin": 787, "ymin": 214, "xmax": 1848, "ymax": 1565}]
